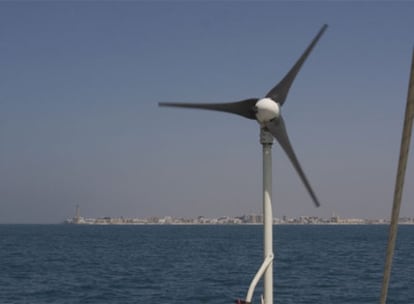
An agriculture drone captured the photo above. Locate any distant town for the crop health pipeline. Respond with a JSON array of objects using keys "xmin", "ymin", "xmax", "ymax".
[{"xmin": 65, "ymin": 206, "xmax": 414, "ymax": 225}]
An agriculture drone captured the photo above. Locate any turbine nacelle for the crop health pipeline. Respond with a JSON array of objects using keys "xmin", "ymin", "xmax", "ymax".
[{"xmin": 255, "ymin": 98, "xmax": 280, "ymax": 124}]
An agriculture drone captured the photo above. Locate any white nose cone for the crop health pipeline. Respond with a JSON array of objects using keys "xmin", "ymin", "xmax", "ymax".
[{"xmin": 255, "ymin": 98, "xmax": 280, "ymax": 123}]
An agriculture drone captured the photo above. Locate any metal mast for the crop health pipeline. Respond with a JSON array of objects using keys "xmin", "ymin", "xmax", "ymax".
[{"xmin": 261, "ymin": 129, "xmax": 274, "ymax": 304}]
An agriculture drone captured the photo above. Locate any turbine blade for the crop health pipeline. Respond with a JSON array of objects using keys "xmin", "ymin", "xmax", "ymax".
[
  {"xmin": 265, "ymin": 24, "xmax": 328, "ymax": 106},
  {"xmin": 159, "ymin": 98, "xmax": 258, "ymax": 120},
  {"xmin": 265, "ymin": 117, "xmax": 320, "ymax": 207}
]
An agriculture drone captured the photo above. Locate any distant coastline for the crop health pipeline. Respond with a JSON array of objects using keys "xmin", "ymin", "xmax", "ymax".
[{"xmin": 64, "ymin": 214, "xmax": 414, "ymax": 225}]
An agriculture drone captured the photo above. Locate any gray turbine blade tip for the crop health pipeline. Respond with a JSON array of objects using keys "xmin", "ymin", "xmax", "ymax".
[
  {"xmin": 318, "ymin": 24, "xmax": 328, "ymax": 36},
  {"xmin": 319, "ymin": 24, "xmax": 328, "ymax": 36}
]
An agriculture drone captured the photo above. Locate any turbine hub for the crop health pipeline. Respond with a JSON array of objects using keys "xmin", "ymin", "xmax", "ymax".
[{"xmin": 255, "ymin": 98, "xmax": 280, "ymax": 123}]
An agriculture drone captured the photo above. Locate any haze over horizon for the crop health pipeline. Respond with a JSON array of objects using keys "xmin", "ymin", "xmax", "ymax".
[{"xmin": 1, "ymin": 2, "xmax": 414, "ymax": 224}]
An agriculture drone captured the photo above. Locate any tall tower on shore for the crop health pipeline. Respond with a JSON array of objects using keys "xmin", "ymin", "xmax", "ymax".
[{"xmin": 75, "ymin": 204, "xmax": 80, "ymax": 224}]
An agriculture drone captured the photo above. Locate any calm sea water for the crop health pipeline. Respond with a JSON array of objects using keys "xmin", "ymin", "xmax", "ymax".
[{"xmin": 1, "ymin": 225, "xmax": 413, "ymax": 304}]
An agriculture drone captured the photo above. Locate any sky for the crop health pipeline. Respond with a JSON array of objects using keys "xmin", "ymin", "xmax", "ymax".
[{"xmin": 1, "ymin": 1, "xmax": 413, "ymax": 224}]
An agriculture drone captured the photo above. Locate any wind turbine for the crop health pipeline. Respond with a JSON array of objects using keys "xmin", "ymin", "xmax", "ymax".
[{"xmin": 159, "ymin": 24, "xmax": 328, "ymax": 304}]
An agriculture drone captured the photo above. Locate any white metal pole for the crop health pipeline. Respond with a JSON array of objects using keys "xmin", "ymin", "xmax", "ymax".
[{"xmin": 261, "ymin": 129, "xmax": 274, "ymax": 304}]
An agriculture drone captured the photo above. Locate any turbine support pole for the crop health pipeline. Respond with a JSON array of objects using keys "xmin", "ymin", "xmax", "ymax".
[{"xmin": 261, "ymin": 128, "xmax": 274, "ymax": 304}]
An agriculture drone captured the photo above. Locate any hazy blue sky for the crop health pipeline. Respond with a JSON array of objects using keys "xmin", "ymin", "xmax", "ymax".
[{"xmin": 1, "ymin": 2, "xmax": 413, "ymax": 223}]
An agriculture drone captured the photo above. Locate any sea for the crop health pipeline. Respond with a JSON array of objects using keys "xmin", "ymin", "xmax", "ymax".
[{"xmin": 1, "ymin": 224, "xmax": 413, "ymax": 304}]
